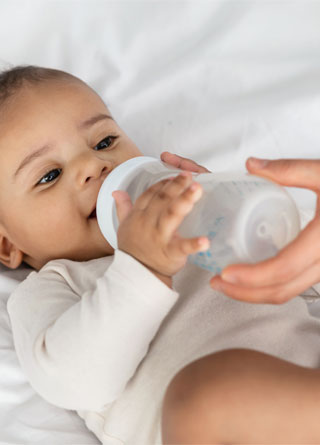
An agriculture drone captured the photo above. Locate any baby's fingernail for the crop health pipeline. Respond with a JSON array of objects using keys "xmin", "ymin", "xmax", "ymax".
[
  {"xmin": 248, "ymin": 157, "xmax": 269, "ymax": 169},
  {"xmin": 198, "ymin": 237, "xmax": 209, "ymax": 247},
  {"xmin": 221, "ymin": 272, "xmax": 239, "ymax": 284},
  {"xmin": 190, "ymin": 183, "xmax": 198, "ymax": 191}
]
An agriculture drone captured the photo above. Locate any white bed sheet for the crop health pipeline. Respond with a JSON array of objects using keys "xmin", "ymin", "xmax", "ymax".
[{"xmin": 1, "ymin": 1, "xmax": 320, "ymax": 443}]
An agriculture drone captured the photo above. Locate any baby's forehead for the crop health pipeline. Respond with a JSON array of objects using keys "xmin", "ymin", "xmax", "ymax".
[
  {"xmin": 1, "ymin": 79, "xmax": 106, "ymax": 129},
  {"xmin": 16, "ymin": 77, "xmax": 93, "ymax": 104},
  {"xmin": 0, "ymin": 66, "xmax": 101, "ymax": 130}
]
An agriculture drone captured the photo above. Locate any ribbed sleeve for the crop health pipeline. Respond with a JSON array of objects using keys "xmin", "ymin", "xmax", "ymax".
[{"xmin": 7, "ymin": 250, "xmax": 179, "ymax": 411}]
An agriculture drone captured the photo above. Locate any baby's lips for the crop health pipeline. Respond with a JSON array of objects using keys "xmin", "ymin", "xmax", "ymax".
[{"xmin": 88, "ymin": 207, "xmax": 97, "ymax": 219}]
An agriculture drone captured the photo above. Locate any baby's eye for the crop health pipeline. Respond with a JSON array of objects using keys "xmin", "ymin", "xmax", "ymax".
[
  {"xmin": 94, "ymin": 135, "xmax": 118, "ymax": 150},
  {"xmin": 37, "ymin": 168, "xmax": 62, "ymax": 185}
]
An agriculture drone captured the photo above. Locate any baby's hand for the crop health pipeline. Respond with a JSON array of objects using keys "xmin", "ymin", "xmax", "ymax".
[{"xmin": 112, "ymin": 172, "xmax": 210, "ymax": 279}]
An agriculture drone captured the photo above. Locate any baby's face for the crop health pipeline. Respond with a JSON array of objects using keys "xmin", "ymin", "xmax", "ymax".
[{"xmin": 0, "ymin": 79, "xmax": 142, "ymax": 270}]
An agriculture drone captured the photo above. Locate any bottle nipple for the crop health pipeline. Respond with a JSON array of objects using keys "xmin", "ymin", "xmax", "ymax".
[{"xmin": 256, "ymin": 221, "xmax": 271, "ymax": 239}]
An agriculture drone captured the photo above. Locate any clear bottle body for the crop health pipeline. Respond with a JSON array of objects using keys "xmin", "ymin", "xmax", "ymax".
[{"xmin": 97, "ymin": 156, "xmax": 301, "ymax": 274}]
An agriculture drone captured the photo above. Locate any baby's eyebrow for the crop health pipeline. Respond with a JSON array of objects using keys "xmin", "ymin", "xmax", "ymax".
[
  {"xmin": 78, "ymin": 113, "xmax": 113, "ymax": 130},
  {"xmin": 13, "ymin": 144, "xmax": 54, "ymax": 182}
]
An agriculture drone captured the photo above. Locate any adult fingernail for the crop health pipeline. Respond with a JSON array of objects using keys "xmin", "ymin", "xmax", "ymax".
[
  {"xmin": 221, "ymin": 272, "xmax": 239, "ymax": 284},
  {"xmin": 210, "ymin": 279, "xmax": 222, "ymax": 290},
  {"xmin": 248, "ymin": 157, "xmax": 269, "ymax": 169}
]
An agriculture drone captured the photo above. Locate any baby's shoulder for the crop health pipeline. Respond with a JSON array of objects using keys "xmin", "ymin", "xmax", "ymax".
[
  {"xmin": 36, "ymin": 256, "xmax": 113, "ymax": 292},
  {"xmin": 11, "ymin": 256, "xmax": 112, "ymax": 300}
]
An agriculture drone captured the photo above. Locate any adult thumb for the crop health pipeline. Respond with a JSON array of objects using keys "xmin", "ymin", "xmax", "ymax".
[
  {"xmin": 246, "ymin": 157, "xmax": 320, "ymax": 191},
  {"xmin": 112, "ymin": 190, "xmax": 133, "ymax": 223}
]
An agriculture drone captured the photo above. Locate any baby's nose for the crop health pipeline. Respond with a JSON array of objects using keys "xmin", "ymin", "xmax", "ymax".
[
  {"xmin": 85, "ymin": 164, "xmax": 109, "ymax": 183},
  {"xmin": 74, "ymin": 153, "xmax": 113, "ymax": 188}
]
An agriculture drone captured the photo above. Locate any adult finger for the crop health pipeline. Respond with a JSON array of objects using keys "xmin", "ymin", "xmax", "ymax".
[
  {"xmin": 210, "ymin": 259, "xmax": 320, "ymax": 304},
  {"xmin": 246, "ymin": 157, "xmax": 320, "ymax": 191},
  {"xmin": 160, "ymin": 151, "xmax": 211, "ymax": 173},
  {"xmin": 220, "ymin": 218, "xmax": 320, "ymax": 288}
]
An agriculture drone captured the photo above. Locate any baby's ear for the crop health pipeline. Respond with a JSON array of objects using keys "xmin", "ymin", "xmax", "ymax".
[{"xmin": 0, "ymin": 235, "xmax": 24, "ymax": 269}]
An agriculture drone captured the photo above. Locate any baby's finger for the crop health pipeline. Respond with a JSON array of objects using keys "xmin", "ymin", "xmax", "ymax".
[
  {"xmin": 220, "ymin": 218, "xmax": 320, "ymax": 288},
  {"xmin": 210, "ymin": 259, "xmax": 320, "ymax": 304},
  {"xmin": 144, "ymin": 172, "xmax": 194, "ymax": 219},
  {"xmin": 133, "ymin": 177, "xmax": 177, "ymax": 211},
  {"xmin": 160, "ymin": 151, "xmax": 211, "ymax": 173},
  {"xmin": 112, "ymin": 191, "xmax": 133, "ymax": 223},
  {"xmin": 157, "ymin": 182, "xmax": 203, "ymax": 240},
  {"xmin": 169, "ymin": 235, "xmax": 210, "ymax": 257}
]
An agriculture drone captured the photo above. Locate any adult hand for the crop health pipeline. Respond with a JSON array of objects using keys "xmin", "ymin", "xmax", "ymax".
[{"xmin": 210, "ymin": 157, "xmax": 320, "ymax": 304}]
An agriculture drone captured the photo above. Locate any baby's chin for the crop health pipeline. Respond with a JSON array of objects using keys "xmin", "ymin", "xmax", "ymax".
[
  {"xmin": 72, "ymin": 245, "xmax": 115, "ymax": 263},
  {"xmin": 25, "ymin": 244, "xmax": 115, "ymax": 271},
  {"xmin": 89, "ymin": 247, "xmax": 115, "ymax": 260}
]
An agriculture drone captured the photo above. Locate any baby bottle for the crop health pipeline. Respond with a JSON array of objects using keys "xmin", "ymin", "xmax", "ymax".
[{"xmin": 96, "ymin": 156, "xmax": 301, "ymax": 274}]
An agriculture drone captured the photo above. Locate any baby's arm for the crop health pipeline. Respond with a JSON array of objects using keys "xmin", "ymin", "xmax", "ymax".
[{"xmin": 7, "ymin": 251, "xmax": 179, "ymax": 411}]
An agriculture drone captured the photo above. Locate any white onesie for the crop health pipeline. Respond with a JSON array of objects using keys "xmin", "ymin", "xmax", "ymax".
[{"xmin": 7, "ymin": 249, "xmax": 320, "ymax": 444}]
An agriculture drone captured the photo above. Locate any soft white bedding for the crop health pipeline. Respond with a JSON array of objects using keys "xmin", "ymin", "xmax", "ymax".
[{"xmin": 1, "ymin": 1, "xmax": 320, "ymax": 443}]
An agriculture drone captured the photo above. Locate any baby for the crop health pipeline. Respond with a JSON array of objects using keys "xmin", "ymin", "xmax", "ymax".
[{"xmin": 1, "ymin": 65, "xmax": 320, "ymax": 444}]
